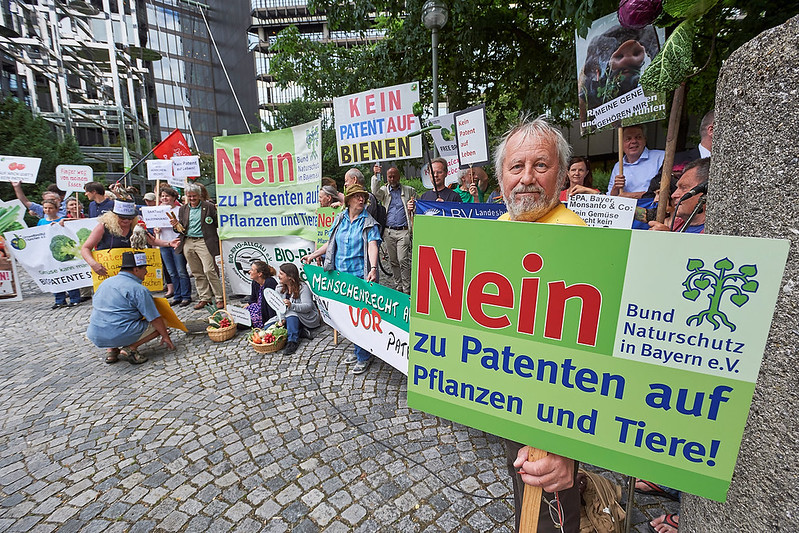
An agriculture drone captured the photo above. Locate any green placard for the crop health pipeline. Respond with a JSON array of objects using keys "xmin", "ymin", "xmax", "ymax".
[
  {"xmin": 214, "ymin": 120, "xmax": 321, "ymax": 241},
  {"xmin": 316, "ymin": 206, "xmax": 343, "ymax": 248},
  {"xmin": 408, "ymin": 216, "xmax": 788, "ymax": 502}
]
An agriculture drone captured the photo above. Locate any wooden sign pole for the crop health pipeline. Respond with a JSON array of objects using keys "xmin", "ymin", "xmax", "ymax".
[{"xmin": 518, "ymin": 446, "xmax": 548, "ymax": 532}]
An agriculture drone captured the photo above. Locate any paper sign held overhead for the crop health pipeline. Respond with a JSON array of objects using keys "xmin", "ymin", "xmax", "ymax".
[
  {"xmin": 172, "ymin": 155, "xmax": 200, "ymax": 178},
  {"xmin": 147, "ymin": 159, "xmax": 172, "ymax": 181},
  {"xmin": 139, "ymin": 205, "xmax": 172, "ymax": 228},
  {"xmin": 423, "ymin": 113, "xmax": 461, "ymax": 188},
  {"xmin": 0, "ymin": 156, "xmax": 42, "ymax": 184},
  {"xmin": 56, "ymin": 165, "xmax": 93, "ymax": 192},
  {"xmin": 453, "ymin": 105, "xmax": 489, "ymax": 168}
]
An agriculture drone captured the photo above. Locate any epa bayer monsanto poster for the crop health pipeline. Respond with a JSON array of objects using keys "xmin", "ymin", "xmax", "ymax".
[
  {"xmin": 408, "ymin": 216, "xmax": 788, "ymax": 501},
  {"xmin": 214, "ymin": 120, "xmax": 321, "ymax": 242}
]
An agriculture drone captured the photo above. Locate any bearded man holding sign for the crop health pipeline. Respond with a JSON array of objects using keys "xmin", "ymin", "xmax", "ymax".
[{"xmin": 494, "ymin": 116, "xmax": 586, "ymax": 533}]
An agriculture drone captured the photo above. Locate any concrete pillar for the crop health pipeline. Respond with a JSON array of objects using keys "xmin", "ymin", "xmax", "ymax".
[{"xmin": 682, "ymin": 14, "xmax": 799, "ymax": 532}]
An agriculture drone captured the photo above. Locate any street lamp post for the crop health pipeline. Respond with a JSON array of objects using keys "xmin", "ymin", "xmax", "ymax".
[{"xmin": 422, "ymin": 0, "xmax": 448, "ymax": 117}]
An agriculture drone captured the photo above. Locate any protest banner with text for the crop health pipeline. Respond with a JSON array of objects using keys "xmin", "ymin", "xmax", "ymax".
[
  {"xmin": 316, "ymin": 206, "xmax": 343, "ymax": 249},
  {"xmin": 305, "ymin": 264, "xmax": 410, "ymax": 374},
  {"xmin": 4, "ymin": 218, "xmax": 98, "ymax": 292},
  {"xmin": 453, "ymin": 105, "xmax": 489, "ymax": 168},
  {"xmin": 423, "ymin": 112, "xmax": 460, "ymax": 187},
  {"xmin": 408, "ymin": 216, "xmax": 788, "ymax": 501},
  {"xmin": 92, "ymin": 247, "xmax": 163, "ymax": 291},
  {"xmin": 576, "ymin": 12, "xmax": 667, "ymax": 135},
  {"xmin": 334, "ymin": 82, "xmax": 421, "ymax": 165},
  {"xmin": 0, "ymin": 156, "xmax": 42, "ymax": 183},
  {"xmin": 56, "ymin": 165, "xmax": 93, "ymax": 193},
  {"xmin": 565, "ymin": 194, "xmax": 637, "ymax": 228},
  {"xmin": 221, "ymin": 236, "xmax": 315, "ymax": 295},
  {"xmin": 215, "ymin": 121, "xmax": 321, "ymax": 241},
  {"xmin": 415, "ymin": 200, "xmax": 506, "ymax": 220}
]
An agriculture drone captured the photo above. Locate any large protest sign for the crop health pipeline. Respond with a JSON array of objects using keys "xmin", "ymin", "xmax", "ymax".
[
  {"xmin": 92, "ymin": 247, "xmax": 163, "ymax": 291},
  {"xmin": 565, "ymin": 194, "xmax": 636, "ymax": 228},
  {"xmin": 415, "ymin": 200, "xmax": 506, "ymax": 220},
  {"xmin": 215, "ymin": 121, "xmax": 321, "ymax": 242},
  {"xmin": 139, "ymin": 205, "xmax": 173, "ymax": 228},
  {"xmin": 0, "ymin": 156, "xmax": 42, "ymax": 183},
  {"xmin": 408, "ymin": 216, "xmax": 788, "ymax": 501},
  {"xmin": 221, "ymin": 236, "xmax": 314, "ymax": 295},
  {"xmin": 333, "ymin": 82, "xmax": 421, "ymax": 165},
  {"xmin": 316, "ymin": 207, "xmax": 343, "ymax": 249},
  {"xmin": 576, "ymin": 12, "xmax": 667, "ymax": 135},
  {"xmin": 4, "ymin": 218, "xmax": 98, "ymax": 292},
  {"xmin": 305, "ymin": 264, "xmax": 410, "ymax": 374},
  {"xmin": 56, "ymin": 165, "xmax": 93, "ymax": 193}
]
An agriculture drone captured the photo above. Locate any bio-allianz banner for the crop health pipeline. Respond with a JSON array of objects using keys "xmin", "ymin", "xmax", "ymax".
[
  {"xmin": 408, "ymin": 216, "xmax": 788, "ymax": 501},
  {"xmin": 317, "ymin": 207, "xmax": 343, "ymax": 249},
  {"xmin": 214, "ymin": 120, "xmax": 321, "ymax": 241},
  {"xmin": 221, "ymin": 236, "xmax": 314, "ymax": 295},
  {"xmin": 92, "ymin": 247, "xmax": 163, "ymax": 292},
  {"xmin": 333, "ymin": 82, "xmax": 421, "ymax": 165},
  {"xmin": 305, "ymin": 264, "xmax": 410, "ymax": 375},
  {"xmin": 4, "ymin": 218, "xmax": 99, "ymax": 292},
  {"xmin": 415, "ymin": 200, "xmax": 506, "ymax": 220}
]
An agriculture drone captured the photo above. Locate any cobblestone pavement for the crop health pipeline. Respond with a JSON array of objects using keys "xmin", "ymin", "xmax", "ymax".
[{"xmin": 0, "ymin": 271, "xmax": 678, "ymax": 532}]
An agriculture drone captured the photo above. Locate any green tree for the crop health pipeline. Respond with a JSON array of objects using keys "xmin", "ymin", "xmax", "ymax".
[{"xmin": 0, "ymin": 97, "xmax": 84, "ymax": 221}]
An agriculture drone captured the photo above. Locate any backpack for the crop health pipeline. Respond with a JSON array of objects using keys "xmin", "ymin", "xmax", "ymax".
[
  {"xmin": 369, "ymin": 194, "xmax": 388, "ymax": 236},
  {"xmin": 577, "ymin": 469, "xmax": 626, "ymax": 533}
]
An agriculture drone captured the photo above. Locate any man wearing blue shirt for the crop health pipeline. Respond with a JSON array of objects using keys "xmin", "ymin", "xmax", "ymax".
[
  {"xmin": 87, "ymin": 251, "xmax": 175, "ymax": 364},
  {"xmin": 84, "ymin": 182, "xmax": 114, "ymax": 218},
  {"xmin": 607, "ymin": 125, "xmax": 665, "ymax": 198}
]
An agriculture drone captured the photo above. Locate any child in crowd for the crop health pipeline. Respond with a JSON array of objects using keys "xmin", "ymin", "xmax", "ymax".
[{"xmin": 38, "ymin": 199, "xmax": 81, "ymax": 308}]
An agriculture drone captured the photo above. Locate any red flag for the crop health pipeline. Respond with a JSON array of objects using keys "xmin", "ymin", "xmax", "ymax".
[{"xmin": 152, "ymin": 129, "xmax": 192, "ymax": 159}]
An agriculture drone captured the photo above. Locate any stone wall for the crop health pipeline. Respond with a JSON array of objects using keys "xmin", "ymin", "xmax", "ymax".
[{"xmin": 683, "ymin": 14, "xmax": 799, "ymax": 532}]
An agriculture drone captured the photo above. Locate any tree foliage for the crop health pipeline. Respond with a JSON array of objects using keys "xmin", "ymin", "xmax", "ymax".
[
  {"xmin": 0, "ymin": 97, "xmax": 84, "ymax": 206},
  {"xmin": 268, "ymin": 0, "xmax": 799, "ymax": 144}
]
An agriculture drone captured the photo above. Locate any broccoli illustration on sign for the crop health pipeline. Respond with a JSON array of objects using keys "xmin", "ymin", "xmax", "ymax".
[
  {"xmin": 682, "ymin": 257, "xmax": 758, "ymax": 332},
  {"xmin": 50, "ymin": 235, "xmax": 82, "ymax": 262}
]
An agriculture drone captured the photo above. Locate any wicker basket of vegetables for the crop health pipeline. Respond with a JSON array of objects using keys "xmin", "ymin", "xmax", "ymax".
[
  {"xmin": 248, "ymin": 324, "xmax": 287, "ymax": 353},
  {"xmin": 206, "ymin": 310, "xmax": 236, "ymax": 342}
]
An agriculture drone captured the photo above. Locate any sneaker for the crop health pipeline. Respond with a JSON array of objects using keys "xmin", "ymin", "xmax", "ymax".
[
  {"xmin": 68, "ymin": 301, "xmax": 79, "ymax": 307},
  {"xmin": 51, "ymin": 303, "xmax": 67, "ymax": 309},
  {"xmin": 343, "ymin": 353, "xmax": 358, "ymax": 365},
  {"xmin": 352, "ymin": 360, "xmax": 371, "ymax": 375},
  {"xmin": 284, "ymin": 341, "xmax": 298, "ymax": 355}
]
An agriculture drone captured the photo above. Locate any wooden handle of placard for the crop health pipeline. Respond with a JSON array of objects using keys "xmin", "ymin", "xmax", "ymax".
[
  {"xmin": 617, "ymin": 128, "xmax": 624, "ymax": 178},
  {"xmin": 518, "ymin": 446, "xmax": 548, "ymax": 533}
]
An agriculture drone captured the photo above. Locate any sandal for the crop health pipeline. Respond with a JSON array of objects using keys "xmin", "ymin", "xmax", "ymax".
[
  {"xmin": 636, "ymin": 479, "xmax": 679, "ymax": 501},
  {"xmin": 105, "ymin": 348, "xmax": 121, "ymax": 364},
  {"xmin": 648, "ymin": 513, "xmax": 679, "ymax": 533},
  {"xmin": 126, "ymin": 348, "xmax": 148, "ymax": 365}
]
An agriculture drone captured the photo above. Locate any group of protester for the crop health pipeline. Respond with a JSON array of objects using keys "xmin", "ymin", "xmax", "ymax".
[{"xmin": 8, "ymin": 110, "xmax": 711, "ymax": 532}]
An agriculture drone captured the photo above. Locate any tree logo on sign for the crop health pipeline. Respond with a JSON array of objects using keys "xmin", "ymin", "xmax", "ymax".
[
  {"xmin": 682, "ymin": 257, "xmax": 759, "ymax": 332},
  {"xmin": 305, "ymin": 125, "xmax": 319, "ymax": 158}
]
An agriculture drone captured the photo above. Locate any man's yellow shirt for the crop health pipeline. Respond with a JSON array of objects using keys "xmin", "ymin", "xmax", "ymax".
[{"xmin": 497, "ymin": 203, "xmax": 587, "ymax": 226}]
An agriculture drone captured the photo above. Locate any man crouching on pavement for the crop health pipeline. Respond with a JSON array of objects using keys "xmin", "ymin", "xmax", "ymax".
[
  {"xmin": 87, "ymin": 251, "xmax": 175, "ymax": 364},
  {"xmin": 496, "ymin": 115, "xmax": 585, "ymax": 532}
]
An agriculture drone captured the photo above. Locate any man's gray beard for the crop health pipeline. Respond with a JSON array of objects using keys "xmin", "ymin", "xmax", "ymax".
[{"xmin": 504, "ymin": 186, "xmax": 559, "ymax": 222}]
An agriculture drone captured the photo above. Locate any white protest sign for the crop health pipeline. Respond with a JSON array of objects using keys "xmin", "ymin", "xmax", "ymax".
[
  {"xmin": 453, "ymin": 104, "xmax": 489, "ymax": 168},
  {"xmin": 4, "ymin": 218, "xmax": 99, "ymax": 292},
  {"xmin": 139, "ymin": 205, "xmax": 172, "ymax": 228},
  {"xmin": 421, "ymin": 113, "xmax": 461, "ymax": 188},
  {"xmin": 592, "ymin": 86, "xmax": 652, "ymax": 129},
  {"xmin": 167, "ymin": 173, "xmax": 187, "ymax": 189},
  {"xmin": 263, "ymin": 287, "xmax": 287, "ymax": 314},
  {"xmin": 565, "ymin": 194, "xmax": 637, "ymax": 228},
  {"xmin": 0, "ymin": 156, "xmax": 42, "ymax": 184},
  {"xmin": 147, "ymin": 159, "xmax": 172, "ymax": 181},
  {"xmin": 172, "ymin": 155, "xmax": 200, "ymax": 178},
  {"xmin": 333, "ymin": 82, "xmax": 422, "ymax": 165},
  {"xmin": 56, "ymin": 165, "xmax": 93, "ymax": 192},
  {"xmin": 226, "ymin": 304, "xmax": 252, "ymax": 327}
]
